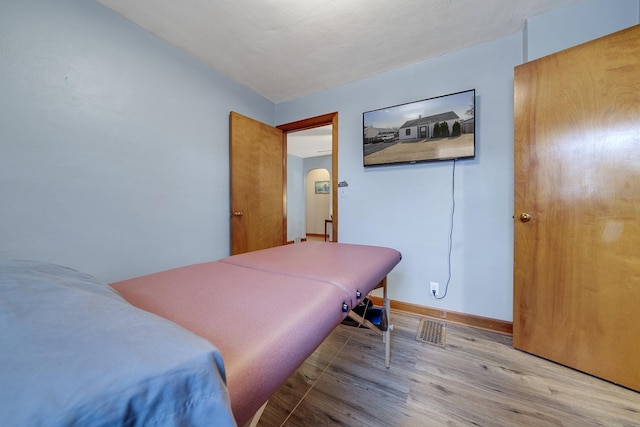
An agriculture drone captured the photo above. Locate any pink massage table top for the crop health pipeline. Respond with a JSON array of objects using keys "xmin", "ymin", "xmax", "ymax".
[
  {"xmin": 220, "ymin": 241, "xmax": 402, "ymax": 307},
  {"xmin": 110, "ymin": 242, "xmax": 401, "ymax": 426}
]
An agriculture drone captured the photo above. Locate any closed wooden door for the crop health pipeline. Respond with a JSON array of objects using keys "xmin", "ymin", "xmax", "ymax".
[
  {"xmin": 229, "ymin": 111, "xmax": 285, "ymax": 255},
  {"xmin": 513, "ymin": 25, "xmax": 640, "ymax": 391}
]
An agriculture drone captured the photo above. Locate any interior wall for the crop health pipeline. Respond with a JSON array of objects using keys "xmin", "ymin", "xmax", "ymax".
[
  {"xmin": 287, "ymin": 154, "xmax": 332, "ymax": 241},
  {"xmin": 286, "ymin": 154, "xmax": 305, "ymax": 241},
  {"xmin": 275, "ymin": 0, "xmax": 638, "ymax": 322},
  {"xmin": 305, "ymin": 168, "xmax": 331, "ymax": 235},
  {"xmin": 524, "ymin": 0, "xmax": 639, "ymax": 62},
  {"xmin": 0, "ymin": 0, "xmax": 275, "ymax": 282},
  {"xmin": 2, "ymin": 0, "xmax": 637, "ymax": 322},
  {"xmin": 303, "ymin": 156, "xmax": 332, "ymax": 236}
]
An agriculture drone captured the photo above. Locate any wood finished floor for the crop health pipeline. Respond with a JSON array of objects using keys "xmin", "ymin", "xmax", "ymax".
[{"xmin": 257, "ymin": 310, "xmax": 640, "ymax": 426}]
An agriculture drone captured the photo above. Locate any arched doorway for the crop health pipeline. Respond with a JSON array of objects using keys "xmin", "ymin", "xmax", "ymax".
[{"xmin": 305, "ymin": 168, "xmax": 331, "ymax": 241}]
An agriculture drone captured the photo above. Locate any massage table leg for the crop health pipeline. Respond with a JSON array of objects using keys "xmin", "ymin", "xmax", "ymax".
[
  {"xmin": 382, "ymin": 277, "xmax": 393, "ymax": 368},
  {"xmin": 346, "ymin": 276, "xmax": 394, "ymax": 368},
  {"xmin": 244, "ymin": 400, "xmax": 268, "ymax": 427}
]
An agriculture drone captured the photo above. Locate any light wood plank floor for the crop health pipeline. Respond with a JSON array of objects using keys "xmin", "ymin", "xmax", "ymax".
[{"xmin": 257, "ymin": 310, "xmax": 640, "ymax": 426}]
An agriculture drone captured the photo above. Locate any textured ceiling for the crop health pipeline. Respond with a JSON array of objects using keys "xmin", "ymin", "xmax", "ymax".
[
  {"xmin": 97, "ymin": 0, "xmax": 584, "ymax": 104},
  {"xmin": 287, "ymin": 125, "xmax": 333, "ymax": 159}
]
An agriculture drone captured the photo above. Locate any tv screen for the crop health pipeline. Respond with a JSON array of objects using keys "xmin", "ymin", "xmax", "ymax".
[{"xmin": 363, "ymin": 89, "xmax": 475, "ymax": 167}]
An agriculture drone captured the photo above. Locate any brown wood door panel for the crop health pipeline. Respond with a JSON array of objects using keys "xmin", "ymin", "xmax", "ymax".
[
  {"xmin": 230, "ymin": 111, "xmax": 285, "ymax": 255},
  {"xmin": 513, "ymin": 25, "xmax": 640, "ymax": 391}
]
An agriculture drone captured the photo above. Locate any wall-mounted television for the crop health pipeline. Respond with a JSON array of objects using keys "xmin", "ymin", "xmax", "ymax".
[{"xmin": 363, "ymin": 89, "xmax": 475, "ymax": 167}]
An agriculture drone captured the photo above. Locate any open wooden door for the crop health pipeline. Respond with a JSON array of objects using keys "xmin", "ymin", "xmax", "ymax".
[
  {"xmin": 513, "ymin": 25, "xmax": 640, "ymax": 391},
  {"xmin": 230, "ymin": 112, "xmax": 285, "ymax": 255}
]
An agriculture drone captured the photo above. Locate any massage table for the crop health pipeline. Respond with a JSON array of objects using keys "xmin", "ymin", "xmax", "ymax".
[
  {"xmin": 111, "ymin": 241, "xmax": 401, "ymax": 426},
  {"xmin": 220, "ymin": 241, "xmax": 397, "ymax": 367}
]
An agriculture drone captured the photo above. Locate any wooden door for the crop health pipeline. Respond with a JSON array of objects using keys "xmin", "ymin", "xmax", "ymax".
[
  {"xmin": 229, "ymin": 111, "xmax": 285, "ymax": 255},
  {"xmin": 513, "ymin": 25, "xmax": 640, "ymax": 391}
]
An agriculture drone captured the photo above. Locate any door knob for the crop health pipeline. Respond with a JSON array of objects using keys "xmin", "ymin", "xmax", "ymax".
[
  {"xmin": 519, "ymin": 213, "xmax": 532, "ymax": 223},
  {"xmin": 233, "ymin": 211, "xmax": 244, "ymax": 217}
]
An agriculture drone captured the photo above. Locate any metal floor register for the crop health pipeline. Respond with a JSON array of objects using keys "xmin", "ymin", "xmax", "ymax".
[{"xmin": 416, "ymin": 318, "xmax": 446, "ymax": 347}]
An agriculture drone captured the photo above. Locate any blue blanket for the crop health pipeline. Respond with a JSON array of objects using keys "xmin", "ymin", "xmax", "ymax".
[{"xmin": 0, "ymin": 260, "xmax": 236, "ymax": 426}]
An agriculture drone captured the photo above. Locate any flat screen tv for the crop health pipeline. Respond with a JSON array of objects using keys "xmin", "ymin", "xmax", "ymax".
[{"xmin": 363, "ymin": 89, "xmax": 475, "ymax": 167}]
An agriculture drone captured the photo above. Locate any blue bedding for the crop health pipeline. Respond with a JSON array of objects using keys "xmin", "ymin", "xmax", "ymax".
[{"xmin": 0, "ymin": 260, "xmax": 236, "ymax": 426}]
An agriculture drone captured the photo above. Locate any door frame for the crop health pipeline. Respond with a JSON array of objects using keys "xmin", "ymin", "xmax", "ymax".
[{"xmin": 278, "ymin": 112, "xmax": 338, "ymax": 243}]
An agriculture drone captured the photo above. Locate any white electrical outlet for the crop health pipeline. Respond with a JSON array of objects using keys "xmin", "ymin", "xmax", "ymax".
[{"xmin": 430, "ymin": 281, "xmax": 439, "ymax": 297}]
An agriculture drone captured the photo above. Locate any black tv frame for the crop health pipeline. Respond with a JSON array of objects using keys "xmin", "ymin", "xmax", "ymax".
[{"xmin": 363, "ymin": 89, "xmax": 475, "ymax": 167}]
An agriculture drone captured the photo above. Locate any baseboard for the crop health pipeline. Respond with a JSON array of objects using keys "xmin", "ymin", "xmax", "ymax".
[
  {"xmin": 285, "ymin": 238, "xmax": 308, "ymax": 245},
  {"xmin": 287, "ymin": 234, "xmax": 325, "ymax": 244},
  {"xmin": 369, "ymin": 296, "xmax": 513, "ymax": 336}
]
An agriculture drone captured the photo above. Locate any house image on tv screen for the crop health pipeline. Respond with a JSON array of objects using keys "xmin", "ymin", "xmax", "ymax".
[{"xmin": 399, "ymin": 111, "xmax": 460, "ymax": 141}]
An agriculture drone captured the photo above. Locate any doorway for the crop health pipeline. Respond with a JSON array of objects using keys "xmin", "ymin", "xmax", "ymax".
[
  {"xmin": 278, "ymin": 112, "xmax": 338, "ymax": 243},
  {"xmin": 305, "ymin": 168, "xmax": 331, "ymax": 241},
  {"xmin": 286, "ymin": 126, "xmax": 332, "ymax": 243},
  {"xmin": 419, "ymin": 126, "xmax": 428, "ymax": 139}
]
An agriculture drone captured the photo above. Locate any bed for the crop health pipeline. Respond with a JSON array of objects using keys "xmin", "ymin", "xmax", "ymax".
[
  {"xmin": 1, "ymin": 242, "xmax": 401, "ymax": 427},
  {"xmin": 0, "ymin": 260, "xmax": 236, "ymax": 426}
]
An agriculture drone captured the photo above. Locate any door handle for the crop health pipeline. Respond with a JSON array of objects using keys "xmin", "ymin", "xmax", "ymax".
[
  {"xmin": 519, "ymin": 213, "xmax": 532, "ymax": 223},
  {"xmin": 233, "ymin": 211, "xmax": 244, "ymax": 217}
]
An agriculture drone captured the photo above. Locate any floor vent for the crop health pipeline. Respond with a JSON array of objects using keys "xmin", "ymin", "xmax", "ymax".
[{"xmin": 416, "ymin": 318, "xmax": 446, "ymax": 347}]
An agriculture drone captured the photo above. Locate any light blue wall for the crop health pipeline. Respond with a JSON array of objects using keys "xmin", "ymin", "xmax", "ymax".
[
  {"xmin": 525, "ymin": 0, "xmax": 639, "ymax": 61},
  {"xmin": 277, "ymin": 35, "xmax": 521, "ymax": 321},
  {"xmin": 286, "ymin": 154, "xmax": 305, "ymax": 241},
  {"xmin": 276, "ymin": 0, "xmax": 638, "ymax": 321},
  {"xmin": 0, "ymin": 0, "xmax": 274, "ymax": 282},
  {"xmin": 1, "ymin": 0, "xmax": 637, "ymax": 320}
]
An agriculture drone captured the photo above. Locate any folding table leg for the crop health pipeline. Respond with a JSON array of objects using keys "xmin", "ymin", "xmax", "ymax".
[
  {"xmin": 349, "ymin": 276, "xmax": 394, "ymax": 367},
  {"xmin": 382, "ymin": 277, "xmax": 393, "ymax": 368},
  {"xmin": 244, "ymin": 400, "xmax": 268, "ymax": 427}
]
